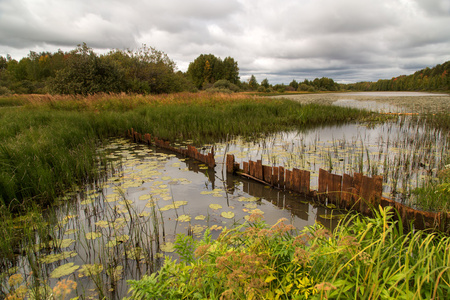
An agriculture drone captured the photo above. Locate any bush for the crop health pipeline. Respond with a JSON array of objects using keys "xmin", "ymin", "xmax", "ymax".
[
  {"xmin": 126, "ymin": 207, "xmax": 450, "ymax": 299},
  {"xmin": 213, "ymin": 79, "xmax": 240, "ymax": 92},
  {"xmin": 0, "ymin": 86, "xmax": 11, "ymax": 95}
]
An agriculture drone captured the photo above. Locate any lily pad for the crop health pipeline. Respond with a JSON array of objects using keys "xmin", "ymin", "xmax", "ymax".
[
  {"xmin": 160, "ymin": 242, "xmax": 175, "ymax": 253},
  {"xmin": 177, "ymin": 215, "xmax": 191, "ymax": 222},
  {"xmin": 39, "ymin": 251, "xmax": 78, "ymax": 264},
  {"xmin": 221, "ymin": 211, "xmax": 235, "ymax": 219},
  {"xmin": 85, "ymin": 232, "xmax": 102, "ymax": 240},
  {"xmin": 244, "ymin": 203, "xmax": 257, "ymax": 209},
  {"xmin": 64, "ymin": 229, "xmax": 78, "ymax": 235},
  {"xmin": 209, "ymin": 204, "xmax": 222, "ymax": 210},
  {"xmin": 50, "ymin": 263, "xmax": 79, "ymax": 278},
  {"xmin": 238, "ymin": 196, "xmax": 260, "ymax": 202},
  {"xmin": 139, "ymin": 211, "xmax": 151, "ymax": 217},
  {"xmin": 95, "ymin": 220, "xmax": 109, "ymax": 228},
  {"xmin": 138, "ymin": 194, "xmax": 151, "ymax": 201},
  {"xmin": 78, "ymin": 264, "xmax": 103, "ymax": 278},
  {"xmin": 159, "ymin": 201, "xmax": 188, "ymax": 212},
  {"xmin": 106, "ymin": 234, "xmax": 130, "ymax": 248}
]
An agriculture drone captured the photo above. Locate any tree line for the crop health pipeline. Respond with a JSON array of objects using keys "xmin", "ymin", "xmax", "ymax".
[
  {"xmin": 0, "ymin": 44, "xmax": 241, "ymax": 95},
  {"xmin": 344, "ymin": 61, "xmax": 450, "ymax": 92},
  {"xmin": 0, "ymin": 43, "xmax": 448, "ymax": 95}
]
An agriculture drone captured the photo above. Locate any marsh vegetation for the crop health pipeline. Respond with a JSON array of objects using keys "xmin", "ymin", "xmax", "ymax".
[{"xmin": 0, "ymin": 92, "xmax": 449, "ymax": 299}]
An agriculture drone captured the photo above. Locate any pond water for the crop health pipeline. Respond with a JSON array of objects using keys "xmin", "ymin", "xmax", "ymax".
[
  {"xmin": 332, "ymin": 99, "xmax": 403, "ymax": 113},
  {"xmin": 5, "ymin": 138, "xmax": 341, "ymax": 299},
  {"xmin": 4, "ymin": 109, "xmax": 448, "ymax": 299}
]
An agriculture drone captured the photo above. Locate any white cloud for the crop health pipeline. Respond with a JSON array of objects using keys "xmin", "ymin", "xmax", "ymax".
[{"xmin": 0, "ymin": 0, "xmax": 449, "ymax": 83}]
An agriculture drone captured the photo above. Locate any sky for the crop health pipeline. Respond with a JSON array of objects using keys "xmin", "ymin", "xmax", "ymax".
[{"xmin": 1, "ymin": 0, "xmax": 450, "ymax": 84}]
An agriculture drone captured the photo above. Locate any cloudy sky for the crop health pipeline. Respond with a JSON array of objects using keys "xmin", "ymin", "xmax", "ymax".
[{"xmin": 1, "ymin": 0, "xmax": 450, "ymax": 84}]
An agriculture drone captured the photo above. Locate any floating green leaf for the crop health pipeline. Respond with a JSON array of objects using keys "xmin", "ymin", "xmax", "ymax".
[
  {"xmin": 106, "ymin": 234, "xmax": 130, "ymax": 248},
  {"xmin": 209, "ymin": 204, "xmax": 222, "ymax": 210},
  {"xmin": 139, "ymin": 194, "xmax": 151, "ymax": 201},
  {"xmin": 85, "ymin": 232, "xmax": 102, "ymax": 240},
  {"xmin": 159, "ymin": 201, "xmax": 188, "ymax": 211},
  {"xmin": 160, "ymin": 242, "xmax": 175, "ymax": 253},
  {"xmin": 50, "ymin": 263, "xmax": 79, "ymax": 278},
  {"xmin": 177, "ymin": 215, "xmax": 191, "ymax": 222},
  {"xmin": 244, "ymin": 203, "xmax": 257, "ymax": 209},
  {"xmin": 221, "ymin": 211, "xmax": 235, "ymax": 219},
  {"xmin": 64, "ymin": 229, "xmax": 78, "ymax": 235},
  {"xmin": 195, "ymin": 215, "xmax": 206, "ymax": 220},
  {"xmin": 238, "ymin": 196, "xmax": 260, "ymax": 202},
  {"xmin": 39, "ymin": 251, "xmax": 78, "ymax": 264},
  {"xmin": 78, "ymin": 264, "xmax": 103, "ymax": 278},
  {"xmin": 95, "ymin": 220, "xmax": 109, "ymax": 228}
]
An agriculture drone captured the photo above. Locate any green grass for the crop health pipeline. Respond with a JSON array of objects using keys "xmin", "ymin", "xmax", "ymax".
[
  {"xmin": 0, "ymin": 93, "xmax": 373, "ymax": 208},
  {"xmin": 126, "ymin": 207, "xmax": 450, "ymax": 299}
]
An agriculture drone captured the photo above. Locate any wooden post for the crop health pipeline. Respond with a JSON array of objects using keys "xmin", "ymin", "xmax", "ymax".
[
  {"xmin": 285, "ymin": 169, "xmax": 292, "ymax": 191},
  {"xmin": 256, "ymin": 160, "xmax": 263, "ymax": 181},
  {"xmin": 292, "ymin": 168, "xmax": 301, "ymax": 194},
  {"xmin": 226, "ymin": 154, "xmax": 235, "ymax": 173},
  {"xmin": 300, "ymin": 170, "xmax": 310, "ymax": 195},
  {"xmin": 318, "ymin": 169, "xmax": 328, "ymax": 203},
  {"xmin": 272, "ymin": 166, "xmax": 279, "ymax": 187},
  {"xmin": 279, "ymin": 166, "xmax": 285, "ymax": 189},
  {"xmin": 249, "ymin": 161, "xmax": 255, "ymax": 177},
  {"xmin": 328, "ymin": 173, "xmax": 342, "ymax": 205},
  {"xmin": 263, "ymin": 165, "xmax": 273, "ymax": 184},
  {"xmin": 243, "ymin": 162, "xmax": 249, "ymax": 175}
]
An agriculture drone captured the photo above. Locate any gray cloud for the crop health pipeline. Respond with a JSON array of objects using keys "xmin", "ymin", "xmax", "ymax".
[{"xmin": 1, "ymin": 0, "xmax": 449, "ymax": 83}]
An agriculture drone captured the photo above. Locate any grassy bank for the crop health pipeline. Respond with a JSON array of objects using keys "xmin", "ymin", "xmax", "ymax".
[
  {"xmin": 0, "ymin": 93, "xmax": 372, "ymax": 209},
  {"xmin": 127, "ymin": 207, "xmax": 450, "ymax": 299}
]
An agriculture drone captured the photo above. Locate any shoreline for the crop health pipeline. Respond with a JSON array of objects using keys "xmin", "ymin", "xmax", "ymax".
[{"xmin": 269, "ymin": 92, "xmax": 450, "ymax": 114}]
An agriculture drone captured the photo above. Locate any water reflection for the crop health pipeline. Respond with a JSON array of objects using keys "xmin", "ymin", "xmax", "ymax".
[{"xmin": 24, "ymin": 139, "xmax": 337, "ymax": 299}]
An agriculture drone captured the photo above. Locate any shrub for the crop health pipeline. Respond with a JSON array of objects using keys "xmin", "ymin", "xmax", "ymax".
[{"xmin": 126, "ymin": 207, "xmax": 450, "ymax": 299}]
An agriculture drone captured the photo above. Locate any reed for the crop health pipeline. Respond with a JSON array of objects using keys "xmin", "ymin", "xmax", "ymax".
[
  {"xmin": 126, "ymin": 207, "xmax": 450, "ymax": 299},
  {"xmin": 0, "ymin": 93, "xmax": 372, "ymax": 208}
]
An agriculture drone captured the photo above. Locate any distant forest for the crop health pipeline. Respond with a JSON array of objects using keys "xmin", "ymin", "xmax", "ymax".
[{"xmin": 0, "ymin": 43, "xmax": 449, "ymax": 95}]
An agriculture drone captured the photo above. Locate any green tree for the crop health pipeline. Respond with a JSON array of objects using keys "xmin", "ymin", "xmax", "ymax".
[
  {"xmin": 248, "ymin": 75, "xmax": 258, "ymax": 90},
  {"xmin": 261, "ymin": 78, "xmax": 270, "ymax": 89},
  {"xmin": 50, "ymin": 43, "xmax": 125, "ymax": 95},
  {"xmin": 289, "ymin": 79, "xmax": 298, "ymax": 90},
  {"xmin": 187, "ymin": 54, "xmax": 239, "ymax": 89}
]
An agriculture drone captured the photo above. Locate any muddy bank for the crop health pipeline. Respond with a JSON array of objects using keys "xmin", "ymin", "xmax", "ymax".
[{"xmin": 270, "ymin": 92, "xmax": 450, "ymax": 114}]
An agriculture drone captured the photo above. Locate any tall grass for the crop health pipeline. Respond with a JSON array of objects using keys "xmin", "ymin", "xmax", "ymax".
[
  {"xmin": 127, "ymin": 207, "xmax": 450, "ymax": 299},
  {"xmin": 0, "ymin": 93, "xmax": 372, "ymax": 208}
]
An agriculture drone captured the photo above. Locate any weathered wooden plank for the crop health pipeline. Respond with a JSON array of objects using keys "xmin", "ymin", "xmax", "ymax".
[
  {"xmin": 328, "ymin": 173, "xmax": 342, "ymax": 205},
  {"xmin": 249, "ymin": 161, "xmax": 256, "ymax": 177},
  {"xmin": 243, "ymin": 162, "xmax": 249, "ymax": 174},
  {"xmin": 300, "ymin": 170, "xmax": 310, "ymax": 195},
  {"xmin": 341, "ymin": 174, "xmax": 353, "ymax": 209},
  {"xmin": 285, "ymin": 169, "xmax": 292, "ymax": 191},
  {"xmin": 263, "ymin": 165, "xmax": 273, "ymax": 184},
  {"xmin": 272, "ymin": 166, "xmax": 279, "ymax": 187},
  {"xmin": 279, "ymin": 166, "xmax": 285, "ymax": 189},
  {"xmin": 292, "ymin": 168, "xmax": 301, "ymax": 193},
  {"xmin": 226, "ymin": 154, "xmax": 235, "ymax": 173},
  {"xmin": 256, "ymin": 160, "xmax": 263, "ymax": 181}
]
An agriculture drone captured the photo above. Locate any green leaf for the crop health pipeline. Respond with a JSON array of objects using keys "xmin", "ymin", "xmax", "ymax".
[{"xmin": 50, "ymin": 263, "xmax": 79, "ymax": 278}]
